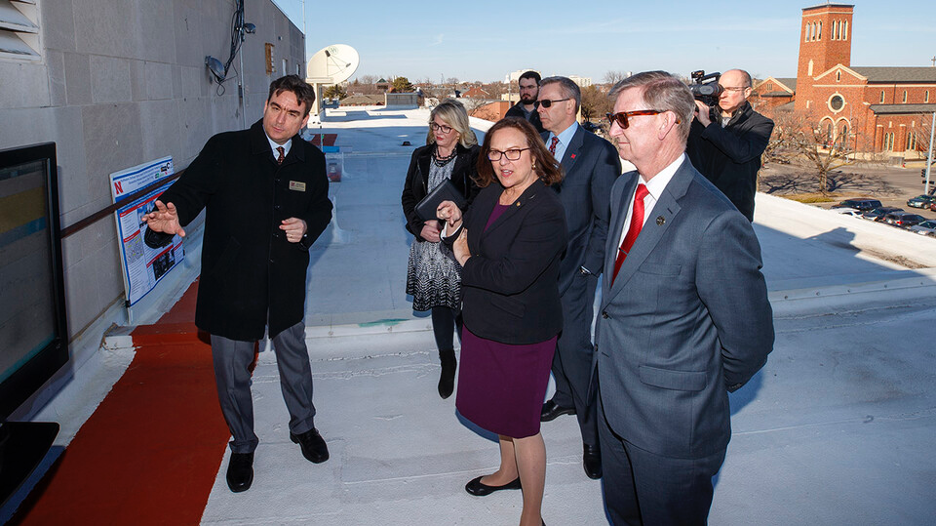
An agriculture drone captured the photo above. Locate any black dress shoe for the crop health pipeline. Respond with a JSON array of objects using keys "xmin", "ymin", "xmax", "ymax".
[
  {"xmin": 290, "ymin": 428, "xmax": 329, "ymax": 463},
  {"xmin": 540, "ymin": 400, "xmax": 576, "ymax": 422},
  {"xmin": 583, "ymin": 444, "xmax": 602, "ymax": 479},
  {"xmin": 226, "ymin": 452, "xmax": 254, "ymax": 493},
  {"xmin": 465, "ymin": 475, "xmax": 522, "ymax": 496}
]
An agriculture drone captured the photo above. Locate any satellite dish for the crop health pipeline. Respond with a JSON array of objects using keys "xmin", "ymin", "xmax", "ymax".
[{"xmin": 307, "ymin": 44, "xmax": 360, "ymax": 84}]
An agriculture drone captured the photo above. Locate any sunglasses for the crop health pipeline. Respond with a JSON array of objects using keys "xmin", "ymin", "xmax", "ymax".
[
  {"xmin": 605, "ymin": 110, "xmax": 678, "ymax": 129},
  {"xmin": 534, "ymin": 98, "xmax": 570, "ymax": 109}
]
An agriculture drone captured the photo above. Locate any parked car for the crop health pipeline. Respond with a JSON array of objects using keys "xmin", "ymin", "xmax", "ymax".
[
  {"xmin": 906, "ymin": 194, "xmax": 936, "ymax": 209},
  {"xmin": 832, "ymin": 198, "xmax": 883, "ymax": 212},
  {"xmin": 930, "ymin": 202, "xmax": 936, "ymax": 212},
  {"xmin": 862, "ymin": 207, "xmax": 903, "ymax": 221},
  {"xmin": 909, "ymin": 220, "xmax": 936, "ymax": 237},
  {"xmin": 883, "ymin": 212, "xmax": 926, "ymax": 228}
]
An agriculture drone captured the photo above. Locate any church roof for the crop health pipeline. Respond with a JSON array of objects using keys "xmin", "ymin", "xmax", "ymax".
[
  {"xmin": 868, "ymin": 103, "xmax": 936, "ymax": 115},
  {"xmin": 851, "ymin": 67, "xmax": 936, "ymax": 83}
]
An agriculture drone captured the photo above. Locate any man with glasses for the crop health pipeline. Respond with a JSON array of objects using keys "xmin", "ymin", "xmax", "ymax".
[
  {"xmin": 143, "ymin": 75, "xmax": 333, "ymax": 493},
  {"xmin": 505, "ymin": 70, "xmax": 545, "ymax": 133},
  {"xmin": 687, "ymin": 69, "xmax": 774, "ymax": 221},
  {"xmin": 535, "ymin": 76, "xmax": 620, "ymax": 480},
  {"xmin": 596, "ymin": 71, "xmax": 773, "ymax": 524}
]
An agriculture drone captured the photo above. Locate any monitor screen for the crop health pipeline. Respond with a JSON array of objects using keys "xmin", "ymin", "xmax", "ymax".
[{"xmin": 0, "ymin": 143, "xmax": 68, "ymax": 420}]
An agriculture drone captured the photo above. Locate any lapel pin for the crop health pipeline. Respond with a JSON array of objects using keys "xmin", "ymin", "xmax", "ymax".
[{"xmin": 656, "ymin": 216, "xmax": 665, "ymax": 226}]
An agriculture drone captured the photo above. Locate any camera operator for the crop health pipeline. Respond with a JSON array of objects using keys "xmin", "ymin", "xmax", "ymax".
[{"xmin": 687, "ymin": 69, "xmax": 774, "ymax": 222}]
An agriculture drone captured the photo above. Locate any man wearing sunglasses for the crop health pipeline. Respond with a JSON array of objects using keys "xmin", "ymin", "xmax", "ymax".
[
  {"xmin": 505, "ymin": 70, "xmax": 546, "ymax": 133},
  {"xmin": 595, "ymin": 71, "xmax": 773, "ymax": 525},
  {"xmin": 535, "ymin": 76, "xmax": 621, "ymax": 481},
  {"xmin": 686, "ymin": 69, "xmax": 774, "ymax": 222}
]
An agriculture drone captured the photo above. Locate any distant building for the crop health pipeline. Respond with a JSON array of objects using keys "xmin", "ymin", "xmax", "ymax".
[
  {"xmin": 461, "ymin": 86, "xmax": 490, "ymax": 99},
  {"xmin": 567, "ymin": 76, "xmax": 593, "ymax": 88},
  {"xmin": 753, "ymin": 3, "xmax": 936, "ymax": 155}
]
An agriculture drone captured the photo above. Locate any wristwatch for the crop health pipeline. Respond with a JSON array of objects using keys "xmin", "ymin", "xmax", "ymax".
[{"xmin": 579, "ymin": 266, "xmax": 593, "ymax": 276}]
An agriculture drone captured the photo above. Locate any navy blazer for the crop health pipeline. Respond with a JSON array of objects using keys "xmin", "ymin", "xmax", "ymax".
[
  {"xmin": 594, "ymin": 158, "xmax": 773, "ymax": 459},
  {"xmin": 449, "ymin": 179, "xmax": 568, "ymax": 345},
  {"xmin": 542, "ymin": 125, "xmax": 620, "ymax": 294}
]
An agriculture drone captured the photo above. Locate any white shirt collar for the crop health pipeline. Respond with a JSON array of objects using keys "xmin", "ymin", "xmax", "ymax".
[
  {"xmin": 640, "ymin": 153, "xmax": 685, "ymax": 202},
  {"xmin": 265, "ymin": 132, "xmax": 292, "ymax": 158}
]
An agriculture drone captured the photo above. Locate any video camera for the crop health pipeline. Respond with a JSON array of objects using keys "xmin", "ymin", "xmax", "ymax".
[{"xmin": 689, "ymin": 70, "xmax": 723, "ymax": 107}]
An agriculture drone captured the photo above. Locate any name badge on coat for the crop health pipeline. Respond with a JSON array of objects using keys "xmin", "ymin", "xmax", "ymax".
[{"xmin": 289, "ymin": 181, "xmax": 306, "ymax": 192}]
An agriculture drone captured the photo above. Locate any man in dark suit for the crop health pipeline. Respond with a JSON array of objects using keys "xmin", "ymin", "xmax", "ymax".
[
  {"xmin": 143, "ymin": 75, "xmax": 333, "ymax": 493},
  {"xmin": 687, "ymin": 69, "xmax": 774, "ymax": 221},
  {"xmin": 536, "ymin": 76, "xmax": 621, "ymax": 479},
  {"xmin": 595, "ymin": 71, "xmax": 773, "ymax": 524},
  {"xmin": 505, "ymin": 70, "xmax": 545, "ymax": 133}
]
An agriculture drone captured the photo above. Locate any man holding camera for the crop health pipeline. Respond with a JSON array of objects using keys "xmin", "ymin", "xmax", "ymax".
[{"xmin": 687, "ymin": 69, "xmax": 774, "ymax": 222}]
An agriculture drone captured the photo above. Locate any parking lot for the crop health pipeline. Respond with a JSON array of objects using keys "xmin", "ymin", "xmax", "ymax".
[{"xmin": 759, "ymin": 160, "xmax": 936, "ymax": 225}]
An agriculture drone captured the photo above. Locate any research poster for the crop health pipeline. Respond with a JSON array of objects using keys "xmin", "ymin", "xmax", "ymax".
[{"xmin": 109, "ymin": 157, "xmax": 183, "ymax": 306}]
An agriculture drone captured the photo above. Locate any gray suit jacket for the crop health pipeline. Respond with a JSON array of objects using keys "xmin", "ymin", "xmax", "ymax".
[
  {"xmin": 542, "ymin": 126, "xmax": 621, "ymax": 295},
  {"xmin": 594, "ymin": 158, "xmax": 773, "ymax": 459}
]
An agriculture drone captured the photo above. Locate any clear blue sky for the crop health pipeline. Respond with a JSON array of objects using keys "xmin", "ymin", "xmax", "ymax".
[{"xmin": 272, "ymin": 0, "xmax": 935, "ymax": 83}]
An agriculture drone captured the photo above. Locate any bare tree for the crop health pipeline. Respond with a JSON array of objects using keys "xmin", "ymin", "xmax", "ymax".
[
  {"xmin": 603, "ymin": 70, "xmax": 628, "ymax": 85},
  {"xmin": 580, "ymin": 85, "xmax": 612, "ymax": 123}
]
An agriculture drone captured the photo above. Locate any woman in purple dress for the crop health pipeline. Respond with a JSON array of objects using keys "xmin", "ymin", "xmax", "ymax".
[{"xmin": 438, "ymin": 118, "xmax": 567, "ymax": 526}]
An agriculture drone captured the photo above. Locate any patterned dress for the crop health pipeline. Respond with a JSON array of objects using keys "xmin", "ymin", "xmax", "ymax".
[{"xmin": 405, "ymin": 156, "xmax": 462, "ymax": 311}]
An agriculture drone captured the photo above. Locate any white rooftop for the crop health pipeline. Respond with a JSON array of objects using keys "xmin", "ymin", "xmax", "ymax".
[{"xmin": 18, "ymin": 107, "xmax": 936, "ymax": 524}]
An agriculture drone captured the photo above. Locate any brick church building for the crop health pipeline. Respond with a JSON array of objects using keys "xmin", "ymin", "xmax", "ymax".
[{"xmin": 753, "ymin": 3, "xmax": 936, "ymax": 156}]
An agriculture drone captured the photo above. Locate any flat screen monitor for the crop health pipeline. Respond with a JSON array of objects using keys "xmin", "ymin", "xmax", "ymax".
[{"xmin": 0, "ymin": 142, "xmax": 68, "ymax": 420}]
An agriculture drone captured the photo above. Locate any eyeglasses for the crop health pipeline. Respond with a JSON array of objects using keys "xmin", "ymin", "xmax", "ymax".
[
  {"xmin": 487, "ymin": 148, "xmax": 531, "ymax": 161},
  {"xmin": 430, "ymin": 122, "xmax": 453, "ymax": 134},
  {"xmin": 719, "ymin": 86, "xmax": 750, "ymax": 92},
  {"xmin": 534, "ymin": 98, "xmax": 570, "ymax": 109},
  {"xmin": 605, "ymin": 110, "xmax": 677, "ymax": 129}
]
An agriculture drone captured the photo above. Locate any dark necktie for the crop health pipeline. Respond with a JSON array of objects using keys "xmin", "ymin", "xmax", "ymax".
[
  {"xmin": 276, "ymin": 146, "xmax": 285, "ymax": 165},
  {"xmin": 549, "ymin": 136, "xmax": 559, "ymax": 155},
  {"xmin": 612, "ymin": 184, "xmax": 649, "ymax": 284}
]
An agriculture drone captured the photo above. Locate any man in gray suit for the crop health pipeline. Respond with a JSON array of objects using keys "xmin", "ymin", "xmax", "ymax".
[
  {"xmin": 536, "ymin": 76, "xmax": 620, "ymax": 479},
  {"xmin": 595, "ymin": 71, "xmax": 773, "ymax": 524}
]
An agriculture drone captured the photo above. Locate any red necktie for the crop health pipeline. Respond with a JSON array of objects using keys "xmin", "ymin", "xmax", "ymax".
[
  {"xmin": 612, "ymin": 184, "xmax": 649, "ymax": 284},
  {"xmin": 276, "ymin": 146, "xmax": 285, "ymax": 164},
  {"xmin": 549, "ymin": 136, "xmax": 559, "ymax": 155}
]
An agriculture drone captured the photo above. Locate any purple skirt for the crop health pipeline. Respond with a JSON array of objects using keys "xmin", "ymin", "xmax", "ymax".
[{"xmin": 455, "ymin": 326, "xmax": 556, "ymax": 438}]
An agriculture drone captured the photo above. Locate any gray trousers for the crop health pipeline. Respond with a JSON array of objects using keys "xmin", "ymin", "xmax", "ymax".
[
  {"xmin": 598, "ymin": 396, "xmax": 726, "ymax": 526},
  {"xmin": 551, "ymin": 272, "xmax": 600, "ymax": 447},
  {"xmin": 211, "ymin": 321, "xmax": 316, "ymax": 454}
]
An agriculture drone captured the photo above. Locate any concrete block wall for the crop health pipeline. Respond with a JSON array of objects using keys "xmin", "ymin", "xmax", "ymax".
[{"xmin": 0, "ymin": 0, "xmax": 306, "ymax": 340}]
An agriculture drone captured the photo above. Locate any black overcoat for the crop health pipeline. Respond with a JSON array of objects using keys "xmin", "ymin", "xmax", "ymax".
[{"xmin": 157, "ymin": 120, "xmax": 332, "ymax": 340}]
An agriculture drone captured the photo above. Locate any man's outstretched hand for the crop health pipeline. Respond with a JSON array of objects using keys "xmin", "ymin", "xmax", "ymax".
[{"xmin": 143, "ymin": 200, "xmax": 185, "ymax": 237}]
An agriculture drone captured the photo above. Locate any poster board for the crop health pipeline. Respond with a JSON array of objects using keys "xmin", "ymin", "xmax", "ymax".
[{"xmin": 109, "ymin": 157, "xmax": 183, "ymax": 308}]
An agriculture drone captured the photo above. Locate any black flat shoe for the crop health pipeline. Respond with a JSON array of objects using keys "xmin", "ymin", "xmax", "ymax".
[
  {"xmin": 540, "ymin": 400, "xmax": 575, "ymax": 422},
  {"xmin": 465, "ymin": 475, "xmax": 522, "ymax": 496},
  {"xmin": 290, "ymin": 427, "xmax": 329, "ymax": 463},
  {"xmin": 226, "ymin": 452, "xmax": 254, "ymax": 493}
]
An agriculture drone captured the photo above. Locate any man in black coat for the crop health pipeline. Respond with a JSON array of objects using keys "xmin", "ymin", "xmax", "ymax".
[
  {"xmin": 143, "ymin": 75, "xmax": 332, "ymax": 493},
  {"xmin": 687, "ymin": 69, "xmax": 774, "ymax": 221},
  {"xmin": 505, "ymin": 70, "xmax": 545, "ymax": 133}
]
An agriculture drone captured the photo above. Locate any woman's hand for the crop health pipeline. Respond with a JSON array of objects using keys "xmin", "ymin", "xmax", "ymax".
[
  {"xmin": 453, "ymin": 228, "xmax": 470, "ymax": 266},
  {"xmin": 420, "ymin": 220, "xmax": 441, "ymax": 243},
  {"xmin": 436, "ymin": 200, "xmax": 463, "ymax": 235}
]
